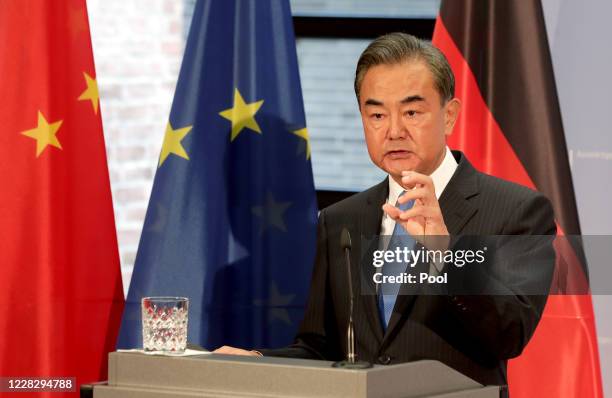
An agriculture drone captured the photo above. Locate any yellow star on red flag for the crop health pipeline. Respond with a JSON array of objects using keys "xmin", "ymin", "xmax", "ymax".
[
  {"xmin": 78, "ymin": 72, "xmax": 100, "ymax": 114},
  {"xmin": 21, "ymin": 111, "xmax": 63, "ymax": 157}
]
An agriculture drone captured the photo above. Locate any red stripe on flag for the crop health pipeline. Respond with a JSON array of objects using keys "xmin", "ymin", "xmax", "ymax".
[
  {"xmin": 513, "ymin": 295, "xmax": 601, "ymax": 397},
  {"xmin": 432, "ymin": 18, "xmax": 535, "ymax": 190}
]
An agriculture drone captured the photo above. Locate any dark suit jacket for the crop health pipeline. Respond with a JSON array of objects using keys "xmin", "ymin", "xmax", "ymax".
[{"xmin": 260, "ymin": 150, "xmax": 556, "ymax": 386}]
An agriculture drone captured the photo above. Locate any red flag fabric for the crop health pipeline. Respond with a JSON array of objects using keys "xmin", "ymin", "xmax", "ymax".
[
  {"xmin": 433, "ymin": 0, "xmax": 603, "ymax": 397},
  {"xmin": 0, "ymin": 0, "xmax": 124, "ymax": 395}
]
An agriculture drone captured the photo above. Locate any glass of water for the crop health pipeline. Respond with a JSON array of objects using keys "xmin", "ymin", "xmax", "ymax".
[{"xmin": 141, "ymin": 297, "xmax": 189, "ymax": 354}]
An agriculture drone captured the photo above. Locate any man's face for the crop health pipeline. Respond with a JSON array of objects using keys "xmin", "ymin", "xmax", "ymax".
[{"xmin": 358, "ymin": 60, "xmax": 460, "ymax": 180}]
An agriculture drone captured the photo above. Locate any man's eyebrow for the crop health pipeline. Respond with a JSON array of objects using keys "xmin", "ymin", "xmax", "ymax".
[
  {"xmin": 364, "ymin": 98, "xmax": 383, "ymax": 106},
  {"xmin": 363, "ymin": 95, "xmax": 425, "ymax": 107},
  {"xmin": 400, "ymin": 95, "xmax": 425, "ymax": 104}
]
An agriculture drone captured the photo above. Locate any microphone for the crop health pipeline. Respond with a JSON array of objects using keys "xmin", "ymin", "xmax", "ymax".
[{"xmin": 332, "ymin": 228, "xmax": 372, "ymax": 369}]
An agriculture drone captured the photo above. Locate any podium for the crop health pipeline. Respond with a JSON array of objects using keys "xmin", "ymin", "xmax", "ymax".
[{"xmin": 92, "ymin": 351, "xmax": 502, "ymax": 398}]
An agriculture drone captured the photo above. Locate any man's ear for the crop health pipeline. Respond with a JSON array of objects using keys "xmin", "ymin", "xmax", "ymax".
[{"xmin": 444, "ymin": 98, "xmax": 461, "ymax": 136}]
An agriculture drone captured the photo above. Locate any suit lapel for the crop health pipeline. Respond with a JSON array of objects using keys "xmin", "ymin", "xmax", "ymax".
[
  {"xmin": 439, "ymin": 188, "xmax": 477, "ymax": 234},
  {"xmin": 438, "ymin": 151, "xmax": 479, "ymax": 234},
  {"xmin": 381, "ymin": 151, "xmax": 480, "ymax": 346},
  {"xmin": 358, "ymin": 178, "xmax": 388, "ymax": 344}
]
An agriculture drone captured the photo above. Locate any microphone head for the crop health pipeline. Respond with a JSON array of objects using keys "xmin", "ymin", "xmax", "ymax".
[{"xmin": 340, "ymin": 227, "xmax": 352, "ymax": 250}]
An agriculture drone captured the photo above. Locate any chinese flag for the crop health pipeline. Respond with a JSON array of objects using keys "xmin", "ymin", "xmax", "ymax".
[
  {"xmin": 433, "ymin": 0, "xmax": 603, "ymax": 397},
  {"xmin": 0, "ymin": 0, "xmax": 124, "ymax": 395}
]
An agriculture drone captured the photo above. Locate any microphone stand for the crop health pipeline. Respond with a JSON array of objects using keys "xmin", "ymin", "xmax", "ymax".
[{"xmin": 332, "ymin": 228, "xmax": 372, "ymax": 369}]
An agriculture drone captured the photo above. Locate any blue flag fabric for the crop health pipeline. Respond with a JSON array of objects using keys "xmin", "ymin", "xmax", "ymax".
[{"xmin": 118, "ymin": 0, "xmax": 318, "ymax": 350}]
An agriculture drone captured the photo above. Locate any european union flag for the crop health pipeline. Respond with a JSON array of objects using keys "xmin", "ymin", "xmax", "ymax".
[{"xmin": 117, "ymin": 0, "xmax": 318, "ymax": 350}]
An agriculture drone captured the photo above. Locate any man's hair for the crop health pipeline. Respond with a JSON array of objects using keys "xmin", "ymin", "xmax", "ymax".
[{"xmin": 354, "ymin": 32, "xmax": 455, "ymax": 105}]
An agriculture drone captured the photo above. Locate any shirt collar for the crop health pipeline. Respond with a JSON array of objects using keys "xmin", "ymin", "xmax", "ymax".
[{"xmin": 387, "ymin": 146, "xmax": 458, "ymax": 204}]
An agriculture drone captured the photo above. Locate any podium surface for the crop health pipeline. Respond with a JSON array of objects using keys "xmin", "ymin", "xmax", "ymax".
[{"xmin": 94, "ymin": 351, "xmax": 501, "ymax": 398}]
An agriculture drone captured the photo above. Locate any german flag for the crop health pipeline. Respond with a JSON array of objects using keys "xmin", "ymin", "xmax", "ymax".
[{"xmin": 433, "ymin": 0, "xmax": 603, "ymax": 396}]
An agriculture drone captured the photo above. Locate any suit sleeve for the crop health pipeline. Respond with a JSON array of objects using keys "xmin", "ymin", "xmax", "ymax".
[
  {"xmin": 257, "ymin": 209, "xmax": 342, "ymax": 360},
  {"xmin": 427, "ymin": 193, "xmax": 556, "ymax": 361}
]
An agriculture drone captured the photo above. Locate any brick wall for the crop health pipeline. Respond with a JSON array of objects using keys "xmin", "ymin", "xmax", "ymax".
[{"xmin": 88, "ymin": 0, "xmax": 186, "ymax": 291}]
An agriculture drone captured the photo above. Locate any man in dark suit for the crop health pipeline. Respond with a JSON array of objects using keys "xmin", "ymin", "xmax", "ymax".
[{"xmin": 215, "ymin": 32, "xmax": 556, "ymax": 387}]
